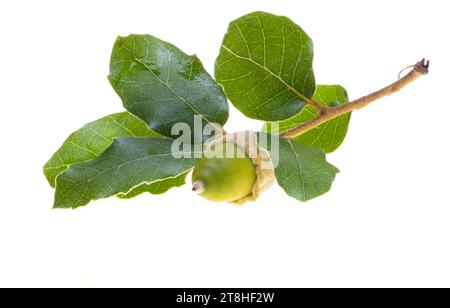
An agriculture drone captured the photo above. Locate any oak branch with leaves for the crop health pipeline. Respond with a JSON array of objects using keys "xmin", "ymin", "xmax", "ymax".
[{"xmin": 44, "ymin": 12, "xmax": 428, "ymax": 209}]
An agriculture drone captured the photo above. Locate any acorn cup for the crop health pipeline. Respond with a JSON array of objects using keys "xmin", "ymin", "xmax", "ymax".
[{"xmin": 192, "ymin": 131, "xmax": 276, "ymax": 205}]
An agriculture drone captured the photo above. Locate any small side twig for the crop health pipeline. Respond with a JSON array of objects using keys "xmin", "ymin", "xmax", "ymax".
[
  {"xmin": 305, "ymin": 98, "xmax": 329, "ymax": 114},
  {"xmin": 281, "ymin": 59, "xmax": 429, "ymax": 139}
]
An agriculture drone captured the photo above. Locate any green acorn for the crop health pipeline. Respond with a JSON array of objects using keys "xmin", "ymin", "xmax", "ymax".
[
  {"xmin": 192, "ymin": 143, "xmax": 256, "ymax": 202},
  {"xmin": 192, "ymin": 132, "xmax": 275, "ymax": 204}
]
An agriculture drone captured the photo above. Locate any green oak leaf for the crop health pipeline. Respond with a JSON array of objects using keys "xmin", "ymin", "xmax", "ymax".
[
  {"xmin": 54, "ymin": 138, "xmax": 198, "ymax": 209},
  {"xmin": 264, "ymin": 85, "xmax": 351, "ymax": 153},
  {"xmin": 258, "ymin": 133, "xmax": 339, "ymax": 202},
  {"xmin": 117, "ymin": 171, "xmax": 189, "ymax": 199},
  {"xmin": 215, "ymin": 11, "xmax": 316, "ymax": 121},
  {"xmin": 44, "ymin": 112, "xmax": 162, "ymax": 187},
  {"xmin": 109, "ymin": 34, "xmax": 229, "ymax": 139}
]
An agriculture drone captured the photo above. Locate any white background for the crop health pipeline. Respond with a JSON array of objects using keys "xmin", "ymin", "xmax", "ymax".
[{"xmin": 0, "ymin": 0, "xmax": 449, "ymax": 288}]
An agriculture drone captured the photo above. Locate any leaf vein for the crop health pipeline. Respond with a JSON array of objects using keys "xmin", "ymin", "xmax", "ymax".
[{"xmin": 221, "ymin": 44, "xmax": 309, "ymax": 103}]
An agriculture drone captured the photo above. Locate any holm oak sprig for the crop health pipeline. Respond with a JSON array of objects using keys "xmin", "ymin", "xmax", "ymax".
[{"xmin": 44, "ymin": 11, "xmax": 428, "ymax": 209}]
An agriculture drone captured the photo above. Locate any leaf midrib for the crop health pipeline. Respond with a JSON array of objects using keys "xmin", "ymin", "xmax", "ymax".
[
  {"xmin": 221, "ymin": 44, "xmax": 309, "ymax": 102},
  {"xmin": 287, "ymin": 139, "xmax": 306, "ymax": 200},
  {"xmin": 55, "ymin": 152, "xmax": 179, "ymax": 206}
]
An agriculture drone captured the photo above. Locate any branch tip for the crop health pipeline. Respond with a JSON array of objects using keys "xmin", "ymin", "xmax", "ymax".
[{"xmin": 415, "ymin": 59, "xmax": 430, "ymax": 74}]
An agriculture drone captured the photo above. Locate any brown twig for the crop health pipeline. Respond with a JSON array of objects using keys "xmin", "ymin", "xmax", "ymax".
[{"xmin": 281, "ymin": 59, "xmax": 429, "ymax": 139}]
